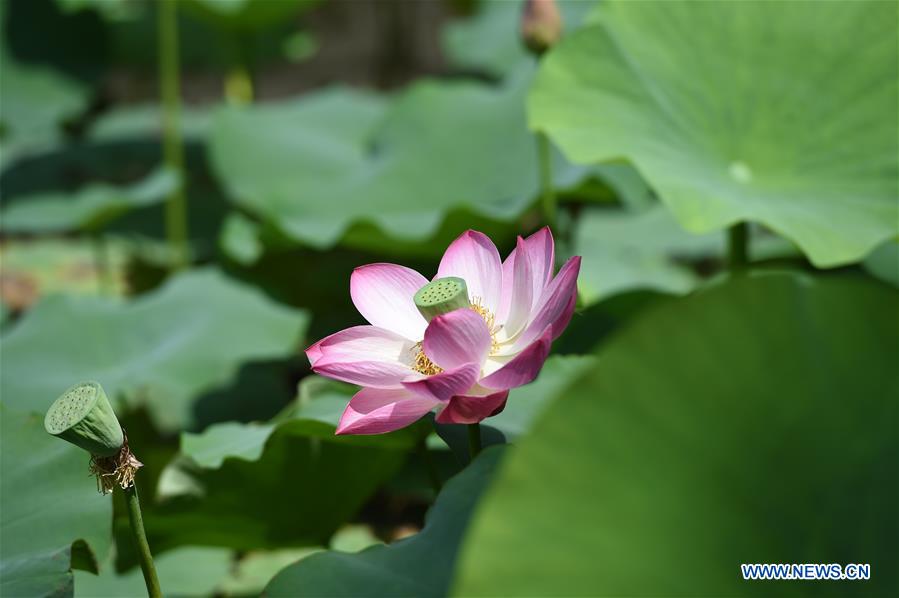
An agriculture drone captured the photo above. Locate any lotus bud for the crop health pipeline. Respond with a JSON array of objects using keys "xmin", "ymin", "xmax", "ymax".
[
  {"xmin": 414, "ymin": 277, "xmax": 470, "ymax": 322},
  {"xmin": 521, "ymin": 0, "xmax": 562, "ymax": 56},
  {"xmin": 45, "ymin": 381, "xmax": 141, "ymax": 494},
  {"xmin": 45, "ymin": 381, "xmax": 124, "ymax": 457}
]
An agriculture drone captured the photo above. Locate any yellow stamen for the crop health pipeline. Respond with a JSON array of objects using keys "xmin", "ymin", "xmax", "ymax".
[
  {"xmin": 469, "ymin": 297, "xmax": 500, "ymax": 355},
  {"xmin": 412, "ymin": 343, "xmax": 443, "ymax": 376},
  {"xmin": 410, "ymin": 297, "xmax": 501, "ymax": 375}
]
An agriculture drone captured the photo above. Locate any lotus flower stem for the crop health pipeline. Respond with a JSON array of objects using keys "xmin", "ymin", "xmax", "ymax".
[
  {"xmin": 467, "ymin": 423, "xmax": 482, "ymax": 460},
  {"xmin": 728, "ymin": 222, "xmax": 749, "ymax": 272},
  {"xmin": 536, "ymin": 131, "xmax": 557, "ymax": 230},
  {"xmin": 157, "ymin": 0, "xmax": 189, "ymax": 271},
  {"xmin": 45, "ymin": 382, "xmax": 162, "ymax": 596},
  {"xmin": 124, "ymin": 483, "xmax": 162, "ymax": 598}
]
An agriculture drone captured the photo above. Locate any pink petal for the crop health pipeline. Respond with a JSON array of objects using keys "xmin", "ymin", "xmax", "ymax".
[
  {"xmin": 312, "ymin": 325, "xmax": 414, "ymax": 388},
  {"xmin": 305, "ymin": 339, "xmax": 325, "ymax": 365},
  {"xmin": 435, "ymin": 389, "xmax": 509, "ymax": 424},
  {"xmin": 480, "ymin": 329, "xmax": 553, "ymax": 390},
  {"xmin": 314, "ymin": 360, "xmax": 412, "ymax": 389},
  {"xmin": 523, "ymin": 227, "xmax": 555, "ymax": 295},
  {"xmin": 351, "ymin": 264, "xmax": 429, "ymax": 341},
  {"xmin": 551, "ymin": 291, "xmax": 578, "ymax": 341},
  {"xmin": 314, "ymin": 326, "xmax": 410, "ymax": 361},
  {"xmin": 437, "ymin": 230, "xmax": 503, "ymax": 315},
  {"xmin": 497, "ymin": 254, "xmax": 516, "ymax": 325},
  {"xmin": 422, "ymin": 308, "xmax": 492, "ymax": 371},
  {"xmin": 336, "ymin": 387, "xmax": 438, "ymax": 435},
  {"xmin": 514, "ymin": 256, "xmax": 581, "ymax": 352},
  {"xmin": 402, "ymin": 362, "xmax": 480, "ymax": 401},
  {"xmin": 498, "ymin": 227, "xmax": 556, "ymax": 320},
  {"xmin": 499, "ymin": 236, "xmax": 534, "ymax": 338}
]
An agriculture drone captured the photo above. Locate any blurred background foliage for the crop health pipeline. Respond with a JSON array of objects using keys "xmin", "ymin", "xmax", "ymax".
[{"xmin": 0, "ymin": 0, "xmax": 896, "ymax": 596}]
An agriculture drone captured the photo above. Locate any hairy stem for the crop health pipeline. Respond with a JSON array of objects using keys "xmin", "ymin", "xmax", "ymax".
[
  {"xmin": 536, "ymin": 131, "xmax": 556, "ymax": 230},
  {"xmin": 467, "ymin": 423, "xmax": 482, "ymax": 461},
  {"xmin": 158, "ymin": 0, "xmax": 189, "ymax": 270},
  {"xmin": 124, "ymin": 483, "xmax": 162, "ymax": 598}
]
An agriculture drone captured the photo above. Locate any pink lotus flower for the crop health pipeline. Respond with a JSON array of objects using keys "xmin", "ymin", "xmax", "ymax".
[{"xmin": 306, "ymin": 228, "xmax": 581, "ymax": 435}]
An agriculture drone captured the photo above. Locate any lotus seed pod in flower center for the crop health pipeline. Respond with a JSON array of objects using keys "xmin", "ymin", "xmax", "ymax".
[{"xmin": 414, "ymin": 277, "xmax": 470, "ymax": 321}]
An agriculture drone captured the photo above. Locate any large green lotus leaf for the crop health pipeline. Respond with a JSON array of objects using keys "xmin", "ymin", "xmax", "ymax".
[
  {"xmin": 74, "ymin": 547, "xmax": 232, "ymax": 598},
  {"xmin": 0, "ymin": 57, "xmax": 89, "ymax": 170},
  {"xmin": 578, "ymin": 162, "xmax": 655, "ymax": 211},
  {"xmin": 219, "ymin": 211, "xmax": 264, "ymax": 265},
  {"xmin": 0, "ymin": 268, "xmax": 307, "ymax": 431},
  {"xmin": 264, "ymin": 446, "xmax": 504, "ymax": 597},
  {"xmin": 217, "ymin": 549, "xmax": 316, "ymax": 596},
  {"xmin": 297, "ymin": 208, "xmax": 521, "ymax": 261},
  {"xmin": 215, "ymin": 528, "xmax": 380, "ymax": 596},
  {"xmin": 427, "ymin": 354, "xmax": 596, "ymax": 469},
  {"xmin": 574, "ymin": 205, "xmax": 802, "ymax": 306},
  {"xmin": 55, "ymin": 0, "xmax": 136, "ymax": 20},
  {"xmin": 442, "ymin": 0, "xmax": 596, "ymax": 77},
  {"xmin": 864, "ymin": 241, "xmax": 899, "ymax": 289},
  {"xmin": 76, "ymin": 528, "xmax": 378, "ymax": 596},
  {"xmin": 530, "ymin": 1, "xmax": 898, "ymax": 267},
  {"xmin": 211, "ymin": 529, "xmax": 378, "ymax": 596},
  {"xmin": 487, "ymin": 354, "xmax": 595, "ymax": 439},
  {"xmin": 0, "ymin": 134, "xmax": 231, "ymax": 259},
  {"xmin": 1, "ymin": 167, "xmax": 177, "ymax": 233},
  {"xmin": 0, "ymin": 238, "xmax": 132, "ymax": 309},
  {"xmin": 210, "ymin": 76, "xmax": 589, "ymax": 250},
  {"xmin": 133, "ymin": 379, "xmax": 421, "ymax": 560},
  {"xmin": 180, "ymin": 359, "xmax": 589, "ymax": 501},
  {"xmin": 0, "ymin": 58, "xmax": 87, "ymax": 136},
  {"xmin": 1, "ymin": 405, "xmax": 112, "ymax": 598},
  {"xmin": 184, "ymin": 0, "xmax": 319, "ymax": 31},
  {"xmin": 131, "ymin": 421, "xmax": 411, "ymax": 557},
  {"xmin": 0, "ymin": 0, "xmax": 86, "ymax": 167},
  {"xmin": 454, "ymin": 272, "xmax": 899, "ymax": 596},
  {"xmin": 575, "ymin": 205, "xmax": 719, "ymax": 304},
  {"xmin": 179, "ymin": 376, "xmax": 427, "ymax": 470},
  {"xmin": 87, "ymin": 104, "xmax": 212, "ymax": 144}
]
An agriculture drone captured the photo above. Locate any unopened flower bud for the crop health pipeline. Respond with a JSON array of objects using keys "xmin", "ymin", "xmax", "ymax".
[
  {"xmin": 45, "ymin": 381, "xmax": 124, "ymax": 457},
  {"xmin": 521, "ymin": 0, "xmax": 562, "ymax": 56},
  {"xmin": 414, "ymin": 277, "xmax": 470, "ymax": 322}
]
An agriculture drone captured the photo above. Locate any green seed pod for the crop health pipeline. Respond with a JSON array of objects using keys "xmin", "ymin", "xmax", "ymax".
[
  {"xmin": 44, "ymin": 381, "xmax": 124, "ymax": 457},
  {"xmin": 414, "ymin": 277, "xmax": 470, "ymax": 322}
]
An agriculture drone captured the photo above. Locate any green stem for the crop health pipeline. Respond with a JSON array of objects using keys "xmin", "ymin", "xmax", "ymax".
[
  {"xmin": 467, "ymin": 423, "xmax": 482, "ymax": 461},
  {"xmin": 124, "ymin": 483, "xmax": 162, "ymax": 598},
  {"xmin": 418, "ymin": 439, "xmax": 442, "ymax": 495},
  {"xmin": 158, "ymin": 0, "xmax": 189, "ymax": 271},
  {"xmin": 536, "ymin": 131, "xmax": 556, "ymax": 230},
  {"xmin": 728, "ymin": 222, "xmax": 749, "ymax": 272}
]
